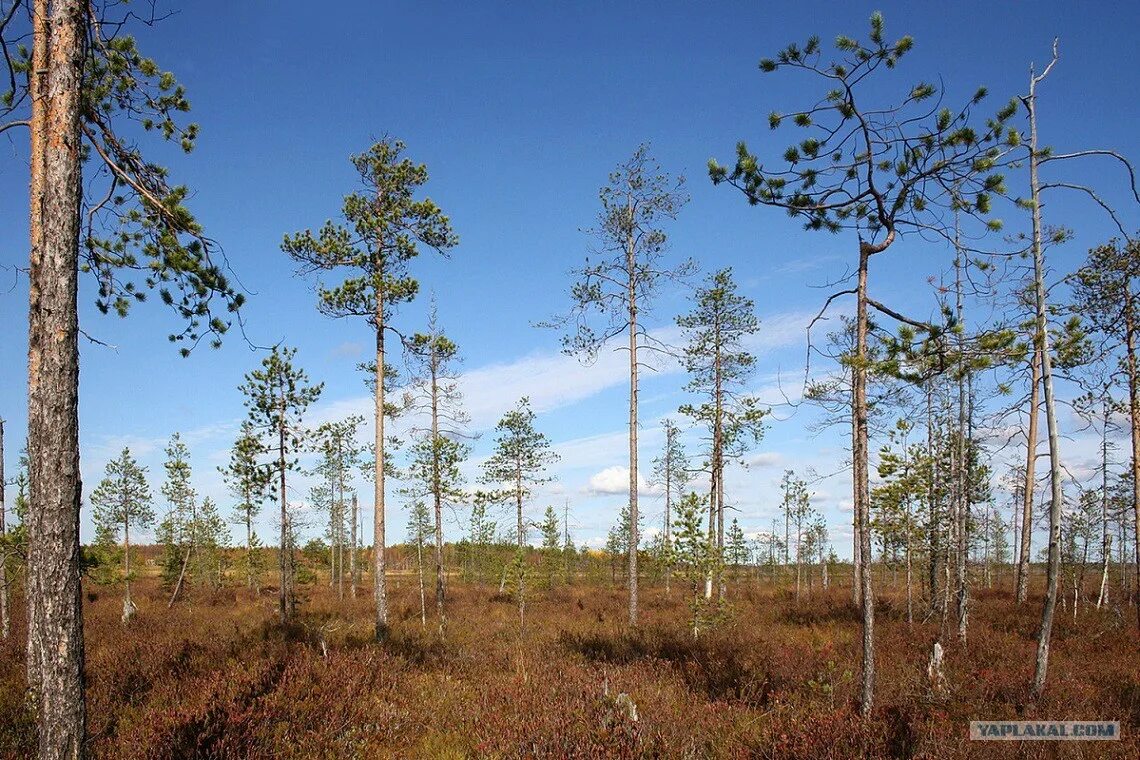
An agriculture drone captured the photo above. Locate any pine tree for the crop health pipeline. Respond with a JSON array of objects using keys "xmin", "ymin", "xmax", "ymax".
[
  {"xmin": 310, "ymin": 415, "xmax": 364, "ymax": 599},
  {"xmin": 546, "ymin": 145, "xmax": 691, "ymax": 625},
  {"xmin": 220, "ymin": 421, "xmax": 271, "ymax": 593},
  {"xmin": 406, "ymin": 500, "xmax": 433, "ymax": 627},
  {"xmin": 402, "ymin": 308, "xmax": 470, "ymax": 627},
  {"xmin": 710, "ymin": 13, "xmax": 1015, "ymax": 715},
  {"xmin": 677, "ymin": 268, "xmax": 767, "ymax": 600},
  {"xmin": 478, "ymin": 398, "xmax": 559, "ymax": 625},
  {"xmin": 283, "ymin": 138, "xmax": 457, "ymax": 640},
  {"xmin": 540, "ymin": 506, "xmax": 561, "ymax": 589},
  {"xmin": 89, "ymin": 447, "xmax": 153, "ymax": 623},
  {"xmin": 672, "ymin": 492, "xmax": 719, "ymax": 636},
  {"xmin": 650, "ymin": 419, "xmax": 689, "ymax": 594},
  {"xmin": 194, "ymin": 497, "xmax": 228, "ymax": 589},
  {"xmin": 238, "ymin": 346, "xmax": 323, "ymax": 624},
  {"xmin": 4, "ymin": 3, "xmax": 247, "ymax": 746},
  {"xmin": 1072, "ymin": 238, "xmax": 1140, "ymax": 624},
  {"xmin": 726, "ymin": 519, "xmax": 749, "ymax": 570},
  {"xmin": 158, "ymin": 434, "xmax": 196, "ymax": 597}
]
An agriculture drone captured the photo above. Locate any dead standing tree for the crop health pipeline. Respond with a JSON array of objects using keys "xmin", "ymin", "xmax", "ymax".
[
  {"xmin": 1014, "ymin": 41, "xmax": 1140, "ymax": 697},
  {"xmin": 711, "ymin": 13, "xmax": 1016, "ymax": 715}
]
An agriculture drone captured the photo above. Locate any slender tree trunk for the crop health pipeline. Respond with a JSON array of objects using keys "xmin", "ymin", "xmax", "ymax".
[
  {"xmin": 664, "ymin": 455, "xmax": 672, "ymax": 595},
  {"xmin": 431, "ymin": 359, "xmax": 445, "ymax": 629},
  {"xmin": 706, "ymin": 466, "xmax": 717, "ymax": 599},
  {"xmin": 122, "ymin": 517, "xmax": 134, "ymax": 624},
  {"xmin": 245, "ymin": 497, "xmax": 254, "ymax": 593},
  {"xmin": 855, "ymin": 244, "xmax": 875, "ymax": 717},
  {"xmin": 26, "ymin": 1, "xmax": 88, "ymax": 755},
  {"xmin": 627, "ymin": 227, "xmax": 640, "ymax": 626},
  {"xmin": 1017, "ymin": 347, "xmax": 1042, "ymax": 603},
  {"xmin": 1097, "ymin": 396, "xmax": 1111, "ymax": 609},
  {"xmin": 852, "ymin": 388, "xmax": 863, "ymax": 608},
  {"xmin": 277, "ymin": 390, "xmax": 290, "ymax": 625},
  {"xmin": 166, "ymin": 544, "xmax": 192, "ymax": 608},
  {"xmin": 417, "ymin": 535, "xmax": 426, "ymax": 627},
  {"xmin": 516, "ymin": 472, "xmax": 525, "ymax": 626},
  {"xmin": 926, "ymin": 385, "xmax": 942, "ymax": 619},
  {"xmin": 373, "ymin": 298, "xmax": 388, "ymax": 640},
  {"xmin": 1027, "ymin": 70, "xmax": 1066, "ymax": 698},
  {"xmin": 954, "ymin": 242, "xmax": 970, "ymax": 644},
  {"xmin": 798, "ymin": 515, "xmax": 807, "ymax": 601},
  {"xmin": 350, "ymin": 491, "xmax": 358, "ymax": 598},
  {"xmin": 1125, "ymin": 303, "xmax": 1140, "ymax": 630}
]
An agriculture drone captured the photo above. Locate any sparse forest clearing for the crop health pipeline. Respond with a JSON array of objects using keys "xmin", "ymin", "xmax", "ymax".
[{"xmin": 1, "ymin": 567, "xmax": 1136, "ymax": 759}]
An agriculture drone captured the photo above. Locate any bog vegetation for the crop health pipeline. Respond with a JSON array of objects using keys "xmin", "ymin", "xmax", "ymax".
[{"xmin": 2, "ymin": 3, "xmax": 1140, "ymax": 759}]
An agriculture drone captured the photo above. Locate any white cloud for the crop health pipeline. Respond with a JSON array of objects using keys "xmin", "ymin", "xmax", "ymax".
[
  {"xmin": 746, "ymin": 451, "xmax": 784, "ymax": 468},
  {"xmin": 585, "ymin": 465, "xmax": 661, "ymax": 497}
]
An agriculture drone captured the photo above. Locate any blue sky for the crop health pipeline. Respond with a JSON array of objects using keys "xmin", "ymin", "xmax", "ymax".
[{"xmin": 2, "ymin": 1, "xmax": 1138, "ymax": 555}]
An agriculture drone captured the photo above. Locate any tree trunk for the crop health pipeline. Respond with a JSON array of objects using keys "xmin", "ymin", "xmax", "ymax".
[
  {"xmin": 1097, "ymin": 396, "xmax": 1111, "ymax": 609},
  {"xmin": 122, "ymin": 516, "xmax": 135, "ymax": 624},
  {"xmin": 431, "ymin": 356, "xmax": 445, "ymax": 629},
  {"xmin": 373, "ymin": 298, "xmax": 388, "ymax": 640},
  {"xmin": 627, "ymin": 227, "xmax": 640, "ymax": 626},
  {"xmin": 278, "ymin": 389, "xmax": 290, "ymax": 625},
  {"xmin": 855, "ymin": 244, "xmax": 875, "ymax": 717},
  {"xmin": 926, "ymin": 385, "xmax": 942, "ymax": 619},
  {"xmin": 954, "ymin": 243, "xmax": 970, "ymax": 644},
  {"xmin": 350, "ymin": 491, "xmax": 358, "ymax": 598},
  {"xmin": 25, "ymin": 0, "xmax": 88, "ymax": 755},
  {"xmin": 664, "ymin": 453, "xmax": 671, "ymax": 595},
  {"xmin": 1027, "ymin": 70, "xmax": 1066, "ymax": 699},
  {"xmin": 1017, "ymin": 346, "xmax": 1042, "ymax": 603},
  {"xmin": 852, "ymin": 388, "xmax": 863, "ymax": 608},
  {"xmin": 1125, "ymin": 302, "xmax": 1140, "ymax": 630},
  {"xmin": 516, "ymin": 474, "xmax": 525, "ymax": 626}
]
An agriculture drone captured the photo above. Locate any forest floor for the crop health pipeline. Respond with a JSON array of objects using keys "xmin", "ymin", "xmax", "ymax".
[{"xmin": 0, "ymin": 574, "xmax": 1137, "ymax": 758}]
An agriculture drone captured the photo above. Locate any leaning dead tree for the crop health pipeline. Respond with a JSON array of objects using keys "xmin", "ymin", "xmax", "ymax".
[
  {"xmin": 1013, "ymin": 41, "xmax": 1140, "ymax": 698},
  {"xmin": 711, "ymin": 13, "xmax": 1016, "ymax": 715}
]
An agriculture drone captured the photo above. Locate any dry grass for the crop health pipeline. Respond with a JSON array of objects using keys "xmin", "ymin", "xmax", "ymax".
[{"xmin": 0, "ymin": 573, "xmax": 1137, "ymax": 758}]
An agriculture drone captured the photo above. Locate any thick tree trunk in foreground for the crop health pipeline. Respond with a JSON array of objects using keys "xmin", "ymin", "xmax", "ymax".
[
  {"xmin": 1016, "ymin": 347, "xmax": 1041, "ymax": 604},
  {"xmin": 854, "ymin": 245, "xmax": 875, "ymax": 717},
  {"xmin": 26, "ymin": 0, "xmax": 88, "ymax": 756}
]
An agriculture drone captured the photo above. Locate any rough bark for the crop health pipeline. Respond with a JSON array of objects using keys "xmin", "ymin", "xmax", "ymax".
[
  {"xmin": 855, "ymin": 244, "xmax": 875, "ymax": 717},
  {"xmin": 25, "ymin": 0, "xmax": 88, "ymax": 756}
]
